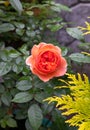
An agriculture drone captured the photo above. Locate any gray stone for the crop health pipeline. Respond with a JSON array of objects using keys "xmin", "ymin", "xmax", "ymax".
[
  {"xmin": 80, "ymin": 0, "xmax": 90, "ymax": 1},
  {"xmin": 55, "ymin": 0, "xmax": 78, "ymax": 7},
  {"xmin": 63, "ymin": 4, "xmax": 90, "ymax": 26},
  {"xmin": 54, "ymin": 1, "xmax": 90, "ymax": 78},
  {"xmin": 56, "ymin": 4, "xmax": 90, "ymax": 45},
  {"xmin": 56, "ymin": 29, "xmax": 74, "ymax": 46},
  {"xmin": 67, "ymin": 40, "xmax": 81, "ymax": 52},
  {"xmin": 71, "ymin": 62, "xmax": 90, "ymax": 78},
  {"xmin": 62, "ymin": 4, "xmax": 90, "ymax": 42}
]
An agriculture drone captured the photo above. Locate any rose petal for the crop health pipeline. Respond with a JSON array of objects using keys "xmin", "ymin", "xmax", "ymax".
[
  {"xmin": 26, "ymin": 42, "xmax": 67, "ymax": 82},
  {"xmin": 26, "ymin": 56, "xmax": 32, "ymax": 66},
  {"xmin": 31, "ymin": 42, "xmax": 46, "ymax": 58},
  {"xmin": 54, "ymin": 58, "xmax": 67, "ymax": 77},
  {"xmin": 39, "ymin": 44, "xmax": 62, "ymax": 56}
]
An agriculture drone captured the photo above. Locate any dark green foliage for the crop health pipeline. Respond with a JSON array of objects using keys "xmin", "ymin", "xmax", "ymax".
[{"xmin": 0, "ymin": 0, "xmax": 72, "ymax": 130}]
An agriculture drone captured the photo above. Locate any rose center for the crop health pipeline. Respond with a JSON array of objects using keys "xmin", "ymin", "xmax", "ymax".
[{"xmin": 37, "ymin": 51, "xmax": 60, "ymax": 72}]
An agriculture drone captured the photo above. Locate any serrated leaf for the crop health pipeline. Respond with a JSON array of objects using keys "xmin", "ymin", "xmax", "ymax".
[
  {"xmin": 69, "ymin": 53, "xmax": 90, "ymax": 63},
  {"xmin": 0, "ymin": 62, "xmax": 11, "ymax": 76},
  {"xmin": 66, "ymin": 28, "xmax": 84, "ymax": 40},
  {"xmin": 12, "ymin": 92, "xmax": 33, "ymax": 103},
  {"xmin": 0, "ymin": 23, "xmax": 15, "ymax": 33},
  {"xmin": 9, "ymin": 0, "xmax": 23, "ymax": 15},
  {"xmin": 16, "ymin": 76, "xmax": 32, "ymax": 91},
  {"xmin": 28, "ymin": 104, "xmax": 43, "ymax": 130}
]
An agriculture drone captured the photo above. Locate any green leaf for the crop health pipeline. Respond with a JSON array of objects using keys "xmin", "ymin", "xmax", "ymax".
[
  {"xmin": 9, "ymin": 0, "xmax": 23, "ymax": 15},
  {"xmin": 0, "ymin": 23, "xmax": 15, "ymax": 33},
  {"xmin": 47, "ymin": 24, "xmax": 63, "ymax": 32},
  {"xmin": 19, "ymin": 44, "xmax": 29, "ymax": 55},
  {"xmin": 25, "ymin": 119, "xmax": 33, "ymax": 130},
  {"xmin": 8, "ymin": 49, "xmax": 21, "ymax": 58},
  {"xmin": 0, "ymin": 84, "xmax": 5, "ymax": 93},
  {"xmin": 56, "ymin": 3, "xmax": 71, "ymax": 12},
  {"xmin": 61, "ymin": 47, "xmax": 68, "ymax": 56},
  {"xmin": 0, "ymin": 62, "xmax": 11, "ymax": 76},
  {"xmin": 6, "ymin": 118, "xmax": 17, "ymax": 127},
  {"xmin": 16, "ymin": 28, "xmax": 25, "ymax": 36},
  {"xmin": 28, "ymin": 104, "xmax": 43, "ymax": 130},
  {"xmin": 12, "ymin": 64, "xmax": 23, "ymax": 74},
  {"xmin": 69, "ymin": 53, "xmax": 90, "ymax": 63},
  {"xmin": 14, "ymin": 22, "xmax": 25, "ymax": 29},
  {"xmin": 0, "ymin": 50, "xmax": 12, "ymax": 61},
  {"xmin": 26, "ymin": 11, "xmax": 34, "ymax": 16},
  {"xmin": 66, "ymin": 28, "xmax": 84, "ymax": 40},
  {"xmin": 26, "ymin": 30, "xmax": 35, "ymax": 37},
  {"xmin": 1, "ymin": 92, "xmax": 12, "ymax": 106},
  {"xmin": 12, "ymin": 92, "xmax": 33, "ymax": 103},
  {"xmin": 0, "ymin": 42, "xmax": 5, "ymax": 49},
  {"xmin": 78, "ymin": 42, "xmax": 90, "ymax": 51},
  {"xmin": 34, "ymin": 92, "xmax": 47, "ymax": 103},
  {"xmin": 50, "ymin": 2, "xmax": 71, "ymax": 12},
  {"xmin": 0, "ymin": 119, "xmax": 7, "ymax": 128},
  {"xmin": 16, "ymin": 76, "xmax": 32, "ymax": 91}
]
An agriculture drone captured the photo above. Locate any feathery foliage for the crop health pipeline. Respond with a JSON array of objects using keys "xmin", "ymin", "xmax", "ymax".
[{"xmin": 45, "ymin": 73, "xmax": 90, "ymax": 130}]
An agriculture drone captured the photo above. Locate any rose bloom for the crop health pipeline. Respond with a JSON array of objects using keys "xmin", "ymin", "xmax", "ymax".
[{"xmin": 26, "ymin": 42, "xmax": 67, "ymax": 82}]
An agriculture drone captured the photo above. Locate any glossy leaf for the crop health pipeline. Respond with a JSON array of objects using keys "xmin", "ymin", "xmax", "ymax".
[
  {"xmin": 0, "ymin": 84, "xmax": 5, "ymax": 93},
  {"xmin": 1, "ymin": 92, "xmax": 12, "ymax": 106},
  {"xmin": 69, "ymin": 53, "xmax": 90, "ymax": 63},
  {"xmin": 8, "ymin": 49, "xmax": 21, "ymax": 58},
  {"xmin": 14, "ymin": 22, "xmax": 25, "ymax": 29},
  {"xmin": 16, "ymin": 76, "xmax": 32, "ymax": 91},
  {"xmin": 66, "ymin": 28, "xmax": 84, "ymax": 40},
  {"xmin": 0, "ymin": 50, "xmax": 12, "ymax": 61},
  {"xmin": 12, "ymin": 64, "xmax": 23, "ymax": 74},
  {"xmin": 34, "ymin": 92, "xmax": 47, "ymax": 103},
  {"xmin": 6, "ymin": 118, "xmax": 17, "ymax": 127},
  {"xmin": 25, "ymin": 119, "xmax": 33, "ymax": 130},
  {"xmin": 12, "ymin": 92, "xmax": 33, "ymax": 103},
  {"xmin": 0, "ymin": 23, "xmax": 15, "ymax": 33},
  {"xmin": 47, "ymin": 24, "xmax": 63, "ymax": 32},
  {"xmin": 9, "ymin": 0, "xmax": 23, "ymax": 15},
  {"xmin": 28, "ymin": 104, "xmax": 43, "ymax": 130},
  {"xmin": 0, "ymin": 62, "xmax": 11, "ymax": 76}
]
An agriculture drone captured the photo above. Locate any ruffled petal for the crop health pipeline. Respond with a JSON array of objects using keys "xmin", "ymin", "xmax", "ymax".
[
  {"xmin": 26, "ymin": 42, "xmax": 67, "ymax": 82},
  {"xmin": 38, "ymin": 43, "xmax": 61, "ymax": 55},
  {"xmin": 31, "ymin": 42, "xmax": 46, "ymax": 58},
  {"xmin": 26, "ymin": 56, "xmax": 32, "ymax": 66},
  {"xmin": 54, "ymin": 57, "xmax": 67, "ymax": 77}
]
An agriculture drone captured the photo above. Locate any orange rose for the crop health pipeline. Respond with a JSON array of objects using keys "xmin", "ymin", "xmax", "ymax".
[{"xmin": 26, "ymin": 42, "xmax": 67, "ymax": 82}]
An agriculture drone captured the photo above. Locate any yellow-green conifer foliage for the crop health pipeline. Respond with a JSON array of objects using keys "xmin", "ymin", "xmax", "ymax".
[{"xmin": 45, "ymin": 73, "xmax": 90, "ymax": 130}]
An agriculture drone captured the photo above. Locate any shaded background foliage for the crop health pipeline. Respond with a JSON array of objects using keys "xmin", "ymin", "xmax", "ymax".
[
  {"xmin": 0, "ymin": 0, "xmax": 90, "ymax": 130},
  {"xmin": 0, "ymin": 0, "xmax": 71, "ymax": 130}
]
